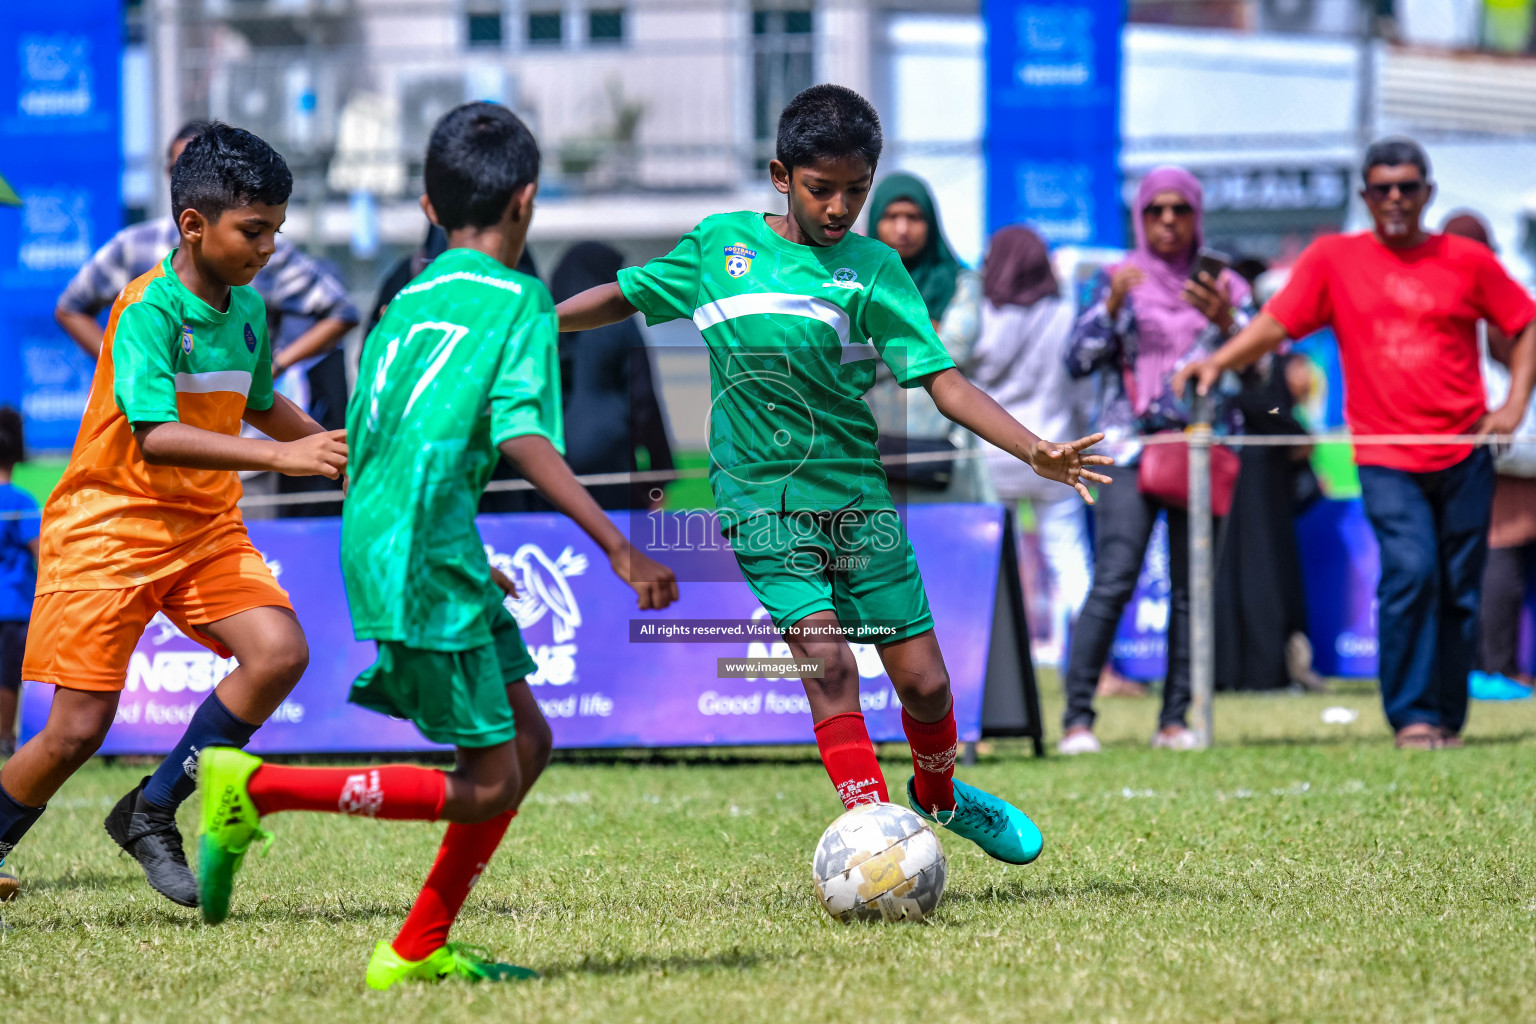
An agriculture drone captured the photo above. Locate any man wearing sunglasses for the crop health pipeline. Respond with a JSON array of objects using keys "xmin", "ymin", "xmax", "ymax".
[{"xmin": 1177, "ymin": 137, "xmax": 1536, "ymax": 751}]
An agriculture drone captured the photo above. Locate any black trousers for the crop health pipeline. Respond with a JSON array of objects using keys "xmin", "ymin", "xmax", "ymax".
[
  {"xmin": 1063, "ymin": 464, "xmax": 1193, "ymax": 731},
  {"xmin": 1479, "ymin": 543, "xmax": 1534, "ymax": 678}
]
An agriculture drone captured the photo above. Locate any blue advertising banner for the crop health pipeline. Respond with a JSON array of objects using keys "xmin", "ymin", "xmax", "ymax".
[
  {"xmin": 985, "ymin": 0, "xmax": 1124, "ymax": 246},
  {"xmin": 0, "ymin": 1, "xmax": 121, "ymax": 451},
  {"xmin": 20, "ymin": 505, "xmax": 1020, "ymax": 754}
]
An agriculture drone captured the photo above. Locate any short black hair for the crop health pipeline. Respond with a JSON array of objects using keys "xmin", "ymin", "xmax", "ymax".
[
  {"xmin": 170, "ymin": 122, "xmax": 292, "ymax": 221},
  {"xmin": 168, "ymin": 119, "xmax": 212, "ymax": 157},
  {"xmin": 1363, "ymin": 136, "xmax": 1430, "ymax": 183},
  {"xmin": 424, "ymin": 103, "xmax": 541, "ymax": 232},
  {"xmin": 775, "ymin": 84, "xmax": 882, "ymax": 175},
  {"xmin": 0, "ymin": 407, "xmax": 24, "ymax": 468}
]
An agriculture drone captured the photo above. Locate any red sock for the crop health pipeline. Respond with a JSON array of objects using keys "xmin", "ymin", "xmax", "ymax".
[
  {"xmin": 392, "ymin": 811, "xmax": 515, "ymax": 961},
  {"xmin": 813, "ymin": 711, "xmax": 888, "ymax": 809},
  {"xmin": 902, "ymin": 707, "xmax": 957, "ymax": 812},
  {"xmin": 247, "ymin": 764, "xmax": 446, "ymax": 820}
]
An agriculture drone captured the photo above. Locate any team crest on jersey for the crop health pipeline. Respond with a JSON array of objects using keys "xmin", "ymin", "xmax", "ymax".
[
  {"xmin": 724, "ymin": 244, "xmax": 756, "ymax": 278},
  {"xmin": 243, "ymin": 323, "xmax": 257, "ymax": 353},
  {"xmin": 824, "ymin": 267, "xmax": 864, "ymax": 291},
  {"xmin": 180, "ymin": 324, "xmax": 194, "ymax": 354}
]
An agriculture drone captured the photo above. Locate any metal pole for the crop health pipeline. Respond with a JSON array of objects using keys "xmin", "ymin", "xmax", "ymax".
[
  {"xmin": 1187, "ymin": 395, "xmax": 1215, "ymax": 749},
  {"xmin": 1354, "ymin": 0, "xmax": 1376, "ymax": 151},
  {"xmin": 150, "ymin": 0, "xmax": 182, "ymax": 221}
]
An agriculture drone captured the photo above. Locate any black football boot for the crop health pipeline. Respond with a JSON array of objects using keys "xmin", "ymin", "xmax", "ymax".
[{"xmin": 104, "ymin": 776, "xmax": 198, "ymax": 907}]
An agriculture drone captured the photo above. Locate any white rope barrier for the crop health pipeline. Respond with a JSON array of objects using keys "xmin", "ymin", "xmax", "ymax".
[{"xmin": 224, "ymin": 430, "xmax": 1533, "ymax": 508}]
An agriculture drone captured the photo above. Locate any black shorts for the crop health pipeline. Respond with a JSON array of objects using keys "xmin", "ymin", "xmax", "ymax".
[{"xmin": 0, "ymin": 620, "xmax": 27, "ymax": 691}]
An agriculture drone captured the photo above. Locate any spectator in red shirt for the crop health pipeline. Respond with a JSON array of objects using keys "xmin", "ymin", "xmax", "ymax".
[{"xmin": 1178, "ymin": 138, "xmax": 1536, "ymax": 749}]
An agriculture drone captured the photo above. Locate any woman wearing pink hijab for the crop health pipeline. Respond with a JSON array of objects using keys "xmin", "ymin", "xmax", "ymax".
[{"xmin": 1057, "ymin": 166, "xmax": 1253, "ymax": 754}]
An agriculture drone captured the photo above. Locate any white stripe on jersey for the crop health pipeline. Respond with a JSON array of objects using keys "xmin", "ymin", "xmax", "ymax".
[
  {"xmin": 173, "ymin": 370, "xmax": 253, "ymax": 397},
  {"xmin": 397, "ymin": 271, "xmax": 524, "ymax": 298},
  {"xmin": 692, "ymin": 293, "xmax": 850, "ymax": 345}
]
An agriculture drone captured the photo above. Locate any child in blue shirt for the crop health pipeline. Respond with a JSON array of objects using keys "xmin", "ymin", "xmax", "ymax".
[{"xmin": 0, "ymin": 408, "xmax": 40, "ymax": 760}]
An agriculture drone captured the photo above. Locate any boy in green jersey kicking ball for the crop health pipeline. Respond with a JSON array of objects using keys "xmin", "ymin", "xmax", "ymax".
[
  {"xmin": 557, "ymin": 85, "xmax": 1110, "ymax": 864},
  {"xmin": 196, "ymin": 103, "xmax": 678, "ymax": 988}
]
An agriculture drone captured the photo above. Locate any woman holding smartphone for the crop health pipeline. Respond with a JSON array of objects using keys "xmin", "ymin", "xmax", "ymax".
[{"xmin": 1056, "ymin": 165, "xmax": 1253, "ymax": 754}]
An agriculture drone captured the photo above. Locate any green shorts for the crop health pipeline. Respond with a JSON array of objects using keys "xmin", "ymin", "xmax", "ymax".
[
  {"xmin": 348, "ymin": 607, "xmax": 538, "ymax": 749},
  {"xmin": 723, "ymin": 507, "xmax": 933, "ymax": 644}
]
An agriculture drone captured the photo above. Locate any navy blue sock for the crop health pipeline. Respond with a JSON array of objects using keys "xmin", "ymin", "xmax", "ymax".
[
  {"xmin": 0, "ymin": 782, "xmax": 44, "ymax": 865},
  {"xmin": 142, "ymin": 692, "xmax": 259, "ymax": 811}
]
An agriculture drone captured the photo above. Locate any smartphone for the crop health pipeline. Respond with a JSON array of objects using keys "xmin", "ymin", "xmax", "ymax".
[{"xmin": 1189, "ymin": 247, "xmax": 1231, "ymax": 282}]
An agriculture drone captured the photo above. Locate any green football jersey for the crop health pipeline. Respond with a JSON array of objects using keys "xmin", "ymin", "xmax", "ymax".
[
  {"xmin": 618, "ymin": 211, "xmax": 954, "ymax": 515},
  {"xmin": 342, "ymin": 247, "xmax": 564, "ymax": 651},
  {"xmin": 114, "ymin": 250, "xmax": 275, "ymax": 426}
]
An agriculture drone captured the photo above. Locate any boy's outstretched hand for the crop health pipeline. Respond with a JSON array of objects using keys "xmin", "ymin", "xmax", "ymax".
[
  {"xmin": 924, "ymin": 368, "xmax": 1114, "ymax": 505},
  {"xmin": 609, "ymin": 541, "xmax": 679, "ymax": 610},
  {"xmin": 1029, "ymin": 433, "xmax": 1114, "ymax": 504},
  {"xmin": 274, "ymin": 428, "xmax": 349, "ymax": 479}
]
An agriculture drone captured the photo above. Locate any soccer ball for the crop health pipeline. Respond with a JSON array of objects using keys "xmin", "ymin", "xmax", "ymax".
[{"xmin": 811, "ymin": 802, "xmax": 946, "ymax": 923}]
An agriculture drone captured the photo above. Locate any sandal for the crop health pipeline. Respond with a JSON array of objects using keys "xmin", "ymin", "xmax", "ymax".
[{"xmin": 1394, "ymin": 724, "xmax": 1441, "ymax": 750}]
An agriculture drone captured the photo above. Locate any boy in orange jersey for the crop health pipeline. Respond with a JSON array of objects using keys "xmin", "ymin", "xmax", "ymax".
[{"xmin": 0, "ymin": 123, "xmax": 347, "ymax": 907}]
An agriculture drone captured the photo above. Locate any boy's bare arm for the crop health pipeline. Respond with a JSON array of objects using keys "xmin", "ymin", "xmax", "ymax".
[
  {"xmin": 555, "ymin": 282, "xmax": 638, "ymax": 333},
  {"xmin": 243, "ymin": 393, "xmax": 328, "ymax": 442},
  {"xmin": 134, "ymin": 417, "xmax": 347, "ymax": 478},
  {"xmin": 499, "ymin": 433, "xmax": 678, "ymax": 609},
  {"xmin": 1172, "ymin": 312, "xmax": 1289, "ymax": 398},
  {"xmin": 922, "ymin": 367, "xmax": 1113, "ymax": 504}
]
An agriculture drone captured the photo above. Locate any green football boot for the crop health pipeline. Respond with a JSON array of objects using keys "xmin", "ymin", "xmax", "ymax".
[
  {"xmin": 365, "ymin": 941, "xmax": 539, "ymax": 990},
  {"xmin": 196, "ymin": 746, "xmax": 273, "ymax": 925},
  {"xmin": 907, "ymin": 776, "xmax": 1044, "ymax": 865}
]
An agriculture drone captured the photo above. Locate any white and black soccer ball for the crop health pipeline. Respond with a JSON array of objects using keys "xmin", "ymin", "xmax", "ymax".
[{"xmin": 811, "ymin": 802, "xmax": 946, "ymax": 923}]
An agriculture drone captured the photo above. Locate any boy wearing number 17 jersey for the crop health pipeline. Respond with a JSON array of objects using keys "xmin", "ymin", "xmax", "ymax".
[
  {"xmin": 558, "ymin": 85, "xmax": 1112, "ymax": 865},
  {"xmin": 195, "ymin": 102, "xmax": 677, "ymax": 989}
]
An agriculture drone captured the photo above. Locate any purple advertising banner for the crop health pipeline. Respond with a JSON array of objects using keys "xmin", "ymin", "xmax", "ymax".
[
  {"xmin": 1293, "ymin": 498, "xmax": 1380, "ymax": 678},
  {"xmin": 1108, "ymin": 498, "xmax": 1385, "ymax": 680},
  {"xmin": 21, "ymin": 505, "xmax": 1011, "ymax": 753},
  {"xmin": 1110, "ymin": 516, "xmax": 1171, "ymax": 681}
]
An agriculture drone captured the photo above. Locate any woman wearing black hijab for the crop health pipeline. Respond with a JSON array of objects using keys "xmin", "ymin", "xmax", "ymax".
[{"xmin": 545, "ymin": 241, "xmax": 675, "ymax": 511}]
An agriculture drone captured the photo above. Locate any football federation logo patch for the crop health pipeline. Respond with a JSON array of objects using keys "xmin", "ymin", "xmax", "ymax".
[
  {"xmin": 243, "ymin": 323, "xmax": 257, "ymax": 353},
  {"xmin": 725, "ymin": 244, "xmax": 756, "ymax": 278},
  {"xmin": 180, "ymin": 324, "xmax": 194, "ymax": 354},
  {"xmin": 823, "ymin": 266, "xmax": 865, "ymax": 292}
]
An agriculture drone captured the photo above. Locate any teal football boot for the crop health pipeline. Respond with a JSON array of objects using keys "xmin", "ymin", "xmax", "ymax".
[{"xmin": 906, "ymin": 776, "xmax": 1043, "ymax": 865}]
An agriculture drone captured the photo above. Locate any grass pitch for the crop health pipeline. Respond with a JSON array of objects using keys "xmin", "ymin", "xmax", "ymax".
[{"xmin": 4, "ymin": 680, "xmax": 1536, "ymax": 1023}]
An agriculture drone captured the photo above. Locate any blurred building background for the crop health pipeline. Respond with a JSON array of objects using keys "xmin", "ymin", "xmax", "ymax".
[
  {"xmin": 4, "ymin": 0, "xmax": 1535, "ymax": 678},
  {"xmin": 124, "ymin": 0, "xmax": 1536, "ymax": 287}
]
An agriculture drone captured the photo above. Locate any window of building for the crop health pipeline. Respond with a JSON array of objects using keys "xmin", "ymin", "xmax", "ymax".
[
  {"xmin": 467, "ymin": 11, "xmax": 503, "ymax": 47},
  {"xmin": 528, "ymin": 10, "xmax": 563, "ymax": 45},
  {"xmin": 589, "ymin": 8, "xmax": 625, "ymax": 43},
  {"xmin": 752, "ymin": 7, "xmax": 815, "ymax": 154}
]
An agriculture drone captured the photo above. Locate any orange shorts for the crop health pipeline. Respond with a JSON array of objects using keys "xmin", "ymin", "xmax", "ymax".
[{"xmin": 22, "ymin": 540, "xmax": 292, "ymax": 692}]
